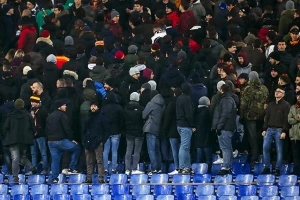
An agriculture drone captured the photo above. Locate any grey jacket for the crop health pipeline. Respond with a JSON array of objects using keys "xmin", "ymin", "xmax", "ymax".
[
  {"xmin": 142, "ymin": 94, "xmax": 165, "ymax": 136},
  {"xmin": 188, "ymin": 0, "xmax": 206, "ymax": 23}
]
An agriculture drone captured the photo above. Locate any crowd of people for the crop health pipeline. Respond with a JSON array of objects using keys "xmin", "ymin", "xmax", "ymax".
[{"xmin": 0, "ymin": 0, "xmax": 300, "ymax": 184}]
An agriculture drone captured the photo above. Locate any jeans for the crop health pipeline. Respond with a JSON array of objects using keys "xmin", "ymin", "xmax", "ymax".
[
  {"xmin": 263, "ymin": 128, "xmax": 283, "ymax": 169},
  {"xmin": 125, "ymin": 136, "xmax": 144, "ymax": 170},
  {"xmin": 161, "ymin": 137, "xmax": 173, "ymax": 161},
  {"xmin": 85, "ymin": 143, "xmax": 104, "ymax": 181},
  {"xmin": 30, "ymin": 137, "xmax": 48, "ymax": 171},
  {"xmin": 146, "ymin": 133, "xmax": 162, "ymax": 171},
  {"xmin": 218, "ymin": 130, "xmax": 234, "ymax": 169},
  {"xmin": 169, "ymin": 138, "xmax": 180, "ymax": 169},
  {"xmin": 246, "ymin": 120, "xmax": 263, "ymax": 161},
  {"xmin": 197, "ymin": 147, "xmax": 212, "ymax": 171},
  {"xmin": 2, "ymin": 142, "xmax": 11, "ymax": 174},
  {"xmin": 103, "ymin": 134, "xmax": 121, "ymax": 170},
  {"xmin": 48, "ymin": 139, "xmax": 81, "ymax": 181},
  {"xmin": 177, "ymin": 127, "xmax": 192, "ymax": 169},
  {"xmin": 9, "ymin": 144, "xmax": 33, "ymax": 179}
]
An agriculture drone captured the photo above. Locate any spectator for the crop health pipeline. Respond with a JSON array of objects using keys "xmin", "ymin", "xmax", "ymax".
[
  {"xmin": 178, "ymin": 0, "xmax": 197, "ymax": 34},
  {"xmin": 18, "ymin": 16, "xmax": 37, "ymax": 53}
]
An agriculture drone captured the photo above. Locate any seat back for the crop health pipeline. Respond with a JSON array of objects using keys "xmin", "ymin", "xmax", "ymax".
[
  {"xmin": 12, "ymin": 194, "xmax": 30, "ymax": 200},
  {"xmin": 177, "ymin": 194, "xmax": 195, "ymax": 200},
  {"xmin": 68, "ymin": 174, "xmax": 86, "ymax": 183},
  {"xmin": 93, "ymin": 194, "xmax": 112, "ymax": 200},
  {"xmin": 112, "ymin": 185, "xmax": 130, "ymax": 196},
  {"xmin": 11, "ymin": 185, "xmax": 29, "ymax": 196},
  {"xmin": 193, "ymin": 174, "xmax": 211, "ymax": 183},
  {"xmin": 150, "ymin": 174, "xmax": 169, "ymax": 183},
  {"xmin": 253, "ymin": 164, "xmax": 272, "ymax": 175},
  {"xmin": 70, "ymin": 184, "xmax": 89, "ymax": 195},
  {"xmin": 172, "ymin": 174, "xmax": 190, "ymax": 183},
  {"xmin": 192, "ymin": 163, "xmax": 208, "ymax": 174},
  {"xmin": 53, "ymin": 194, "xmax": 71, "ymax": 200},
  {"xmin": 73, "ymin": 194, "xmax": 92, "ymax": 200},
  {"xmin": 196, "ymin": 185, "xmax": 215, "ymax": 196},
  {"xmin": 50, "ymin": 184, "xmax": 68, "ymax": 196},
  {"xmin": 32, "ymin": 194, "xmax": 51, "ymax": 200},
  {"xmin": 217, "ymin": 185, "xmax": 236, "ymax": 196},
  {"xmin": 174, "ymin": 185, "xmax": 193, "ymax": 196},
  {"xmin": 0, "ymin": 184, "xmax": 8, "ymax": 194},
  {"xmin": 232, "ymin": 163, "xmax": 251, "ymax": 175},
  {"xmin": 214, "ymin": 174, "xmax": 233, "ymax": 184},
  {"xmin": 153, "ymin": 185, "xmax": 173, "ymax": 197},
  {"xmin": 130, "ymin": 174, "xmax": 148, "ymax": 184},
  {"xmin": 259, "ymin": 186, "xmax": 278, "ymax": 197},
  {"xmin": 132, "ymin": 185, "xmax": 151, "ymax": 197},
  {"xmin": 114, "ymin": 194, "xmax": 132, "ymax": 200},
  {"xmin": 235, "ymin": 174, "xmax": 254, "ymax": 185},
  {"xmin": 30, "ymin": 184, "xmax": 49, "ymax": 196},
  {"xmin": 237, "ymin": 185, "xmax": 257, "ymax": 197},
  {"xmin": 219, "ymin": 196, "xmax": 237, "ymax": 200},
  {"xmin": 28, "ymin": 175, "xmax": 45, "ymax": 184},
  {"xmin": 0, "ymin": 194, "xmax": 10, "ymax": 200},
  {"xmin": 9, "ymin": 174, "xmax": 25, "ymax": 184},
  {"xmin": 278, "ymin": 175, "xmax": 297, "ymax": 186},
  {"xmin": 240, "ymin": 196, "xmax": 259, "ymax": 200},
  {"xmin": 91, "ymin": 184, "xmax": 110, "ymax": 195},
  {"xmin": 136, "ymin": 195, "xmax": 154, "ymax": 200},
  {"xmin": 109, "ymin": 174, "xmax": 128, "ymax": 184},
  {"xmin": 257, "ymin": 175, "xmax": 275, "ymax": 186},
  {"xmin": 280, "ymin": 186, "xmax": 299, "ymax": 198},
  {"xmin": 157, "ymin": 195, "xmax": 174, "ymax": 200},
  {"xmin": 211, "ymin": 164, "xmax": 222, "ymax": 175}
]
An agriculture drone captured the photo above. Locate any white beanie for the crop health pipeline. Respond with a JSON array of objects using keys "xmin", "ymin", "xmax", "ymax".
[
  {"xmin": 148, "ymin": 80, "xmax": 157, "ymax": 91},
  {"xmin": 23, "ymin": 66, "xmax": 32, "ymax": 75},
  {"xmin": 130, "ymin": 92, "xmax": 140, "ymax": 102},
  {"xmin": 46, "ymin": 54, "xmax": 57, "ymax": 64},
  {"xmin": 217, "ymin": 80, "xmax": 226, "ymax": 90}
]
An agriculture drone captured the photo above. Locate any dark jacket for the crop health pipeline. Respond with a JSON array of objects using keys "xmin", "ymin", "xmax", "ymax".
[
  {"xmin": 0, "ymin": 77, "xmax": 20, "ymax": 106},
  {"xmin": 176, "ymin": 83, "xmax": 195, "ymax": 128},
  {"xmin": 40, "ymin": 91, "xmax": 52, "ymax": 112},
  {"xmin": 159, "ymin": 66, "xmax": 186, "ymax": 89},
  {"xmin": 191, "ymin": 83, "xmax": 208, "ymax": 105},
  {"xmin": 140, "ymin": 89, "xmax": 151, "ymax": 108},
  {"xmin": 212, "ymin": 92, "xmax": 237, "ymax": 131},
  {"xmin": 46, "ymin": 109, "xmax": 74, "ymax": 141},
  {"xmin": 3, "ymin": 108, "xmax": 35, "ymax": 146},
  {"xmin": 18, "ymin": 24, "xmax": 37, "ymax": 53},
  {"xmin": 119, "ymin": 76, "xmax": 142, "ymax": 105},
  {"xmin": 89, "ymin": 65, "xmax": 110, "ymax": 83},
  {"xmin": 30, "ymin": 105, "xmax": 48, "ymax": 138},
  {"xmin": 177, "ymin": 10, "xmax": 197, "ymax": 34},
  {"xmin": 20, "ymin": 78, "xmax": 39, "ymax": 109},
  {"xmin": 281, "ymin": 83, "xmax": 296, "ymax": 105},
  {"xmin": 123, "ymin": 101, "xmax": 144, "ymax": 137},
  {"xmin": 0, "ymin": 101, "xmax": 15, "ymax": 140},
  {"xmin": 42, "ymin": 62, "xmax": 61, "ymax": 98},
  {"xmin": 194, "ymin": 106, "xmax": 212, "ymax": 148},
  {"xmin": 163, "ymin": 96, "xmax": 180, "ymax": 138}
]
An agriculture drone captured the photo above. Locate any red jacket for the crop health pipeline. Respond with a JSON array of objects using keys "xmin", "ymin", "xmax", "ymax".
[
  {"xmin": 167, "ymin": 12, "xmax": 180, "ymax": 28},
  {"xmin": 109, "ymin": 20, "xmax": 122, "ymax": 37},
  {"xmin": 18, "ymin": 25, "xmax": 37, "ymax": 53},
  {"xmin": 178, "ymin": 39, "xmax": 200, "ymax": 53},
  {"xmin": 177, "ymin": 10, "xmax": 196, "ymax": 34}
]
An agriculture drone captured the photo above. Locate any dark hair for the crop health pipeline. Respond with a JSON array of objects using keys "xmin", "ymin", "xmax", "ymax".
[
  {"xmin": 2, "ymin": 61, "xmax": 11, "ymax": 71},
  {"xmin": 277, "ymin": 37, "xmax": 286, "ymax": 44},
  {"xmin": 162, "ymin": 35, "xmax": 172, "ymax": 44},
  {"xmin": 76, "ymin": 44, "xmax": 85, "ymax": 54},
  {"xmin": 74, "ymin": 7, "xmax": 86, "ymax": 19},
  {"xmin": 253, "ymin": 39, "xmax": 262, "ymax": 49},
  {"xmin": 221, "ymin": 84, "xmax": 230, "ymax": 92},
  {"xmin": 202, "ymin": 39, "xmax": 211, "ymax": 48},
  {"xmin": 137, "ymin": 56, "xmax": 145, "ymax": 64},
  {"xmin": 96, "ymin": 57, "xmax": 104, "ymax": 65},
  {"xmin": 129, "ymin": 16, "xmax": 142, "ymax": 27},
  {"xmin": 65, "ymin": 78, "xmax": 74, "ymax": 87},
  {"xmin": 54, "ymin": 4, "xmax": 64, "ymax": 11},
  {"xmin": 266, "ymin": 31, "xmax": 276, "ymax": 41},
  {"xmin": 276, "ymin": 86, "xmax": 286, "ymax": 92},
  {"xmin": 44, "ymin": 15, "xmax": 52, "ymax": 23},
  {"xmin": 174, "ymin": 88, "xmax": 182, "ymax": 96},
  {"xmin": 180, "ymin": 0, "xmax": 190, "ymax": 10},
  {"xmin": 224, "ymin": 41, "xmax": 236, "ymax": 49},
  {"xmin": 134, "ymin": 0, "xmax": 143, "ymax": 6},
  {"xmin": 69, "ymin": 48, "xmax": 77, "ymax": 59},
  {"xmin": 279, "ymin": 74, "xmax": 290, "ymax": 84}
]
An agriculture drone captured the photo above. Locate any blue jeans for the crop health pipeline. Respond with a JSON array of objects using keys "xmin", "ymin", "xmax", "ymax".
[
  {"xmin": 161, "ymin": 137, "xmax": 173, "ymax": 161},
  {"xmin": 177, "ymin": 127, "xmax": 192, "ymax": 169},
  {"xmin": 48, "ymin": 139, "xmax": 81, "ymax": 181},
  {"xmin": 197, "ymin": 147, "xmax": 212, "ymax": 171},
  {"xmin": 103, "ymin": 134, "xmax": 121, "ymax": 170},
  {"xmin": 169, "ymin": 138, "xmax": 180, "ymax": 169},
  {"xmin": 30, "ymin": 137, "xmax": 48, "ymax": 171},
  {"xmin": 146, "ymin": 133, "xmax": 162, "ymax": 171},
  {"xmin": 218, "ymin": 130, "xmax": 234, "ymax": 169},
  {"xmin": 263, "ymin": 128, "xmax": 283, "ymax": 169}
]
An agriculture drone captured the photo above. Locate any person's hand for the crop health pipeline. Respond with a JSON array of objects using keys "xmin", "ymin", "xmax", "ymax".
[
  {"xmin": 262, "ymin": 131, "xmax": 266, "ymax": 136},
  {"xmin": 264, "ymin": 104, "xmax": 268, "ymax": 110},
  {"xmin": 280, "ymin": 132, "xmax": 286, "ymax": 139},
  {"xmin": 192, "ymin": 128, "xmax": 196, "ymax": 132},
  {"xmin": 72, "ymin": 140, "xmax": 78, "ymax": 145},
  {"xmin": 235, "ymin": 88, "xmax": 241, "ymax": 93}
]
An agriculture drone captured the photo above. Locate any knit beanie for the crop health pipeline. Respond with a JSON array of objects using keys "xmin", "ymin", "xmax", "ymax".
[
  {"xmin": 90, "ymin": 100, "xmax": 100, "ymax": 108},
  {"xmin": 65, "ymin": 36, "xmax": 74, "ymax": 46},
  {"xmin": 27, "ymin": 0, "xmax": 36, "ymax": 6},
  {"xmin": 41, "ymin": 30, "xmax": 50, "ymax": 39},
  {"xmin": 285, "ymin": 0, "xmax": 294, "ymax": 10},
  {"xmin": 128, "ymin": 45, "xmax": 138, "ymax": 54},
  {"xmin": 223, "ymin": 53, "xmax": 233, "ymax": 62},
  {"xmin": 114, "ymin": 50, "xmax": 125, "ymax": 59},
  {"xmin": 129, "ymin": 67, "xmax": 140, "ymax": 76},
  {"xmin": 15, "ymin": 99, "xmax": 25, "ymax": 108},
  {"xmin": 155, "ymin": 9, "xmax": 165, "ymax": 19},
  {"xmin": 105, "ymin": 78, "xmax": 117, "ymax": 88},
  {"xmin": 217, "ymin": 80, "xmax": 226, "ymax": 90},
  {"xmin": 177, "ymin": 50, "xmax": 187, "ymax": 60},
  {"xmin": 248, "ymin": 71, "xmax": 259, "ymax": 81},
  {"xmin": 23, "ymin": 66, "xmax": 32, "ymax": 75},
  {"xmin": 269, "ymin": 51, "xmax": 281, "ymax": 61},
  {"xmin": 218, "ymin": 2, "xmax": 227, "ymax": 11},
  {"xmin": 238, "ymin": 73, "xmax": 249, "ymax": 81},
  {"xmin": 130, "ymin": 92, "xmax": 140, "ymax": 102},
  {"xmin": 143, "ymin": 68, "xmax": 153, "ymax": 80},
  {"xmin": 30, "ymin": 95, "xmax": 40, "ymax": 103},
  {"xmin": 198, "ymin": 96, "xmax": 210, "ymax": 106},
  {"xmin": 111, "ymin": 9, "xmax": 120, "ymax": 19},
  {"xmin": 141, "ymin": 83, "xmax": 151, "ymax": 90},
  {"xmin": 151, "ymin": 42, "xmax": 160, "ymax": 52},
  {"xmin": 46, "ymin": 54, "xmax": 57, "ymax": 64},
  {"xmin": 148, "ymin": 80, "xmax": 157, "ymax": 91}
]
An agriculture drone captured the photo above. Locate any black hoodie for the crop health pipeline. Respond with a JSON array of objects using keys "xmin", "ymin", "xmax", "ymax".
[{"xmin": 123, "ymin": 101, "xmax": 144, "ymax": 137}]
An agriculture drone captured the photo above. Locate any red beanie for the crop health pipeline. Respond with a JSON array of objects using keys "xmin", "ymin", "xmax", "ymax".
[
  {"xmin": 143, "ymin": 68, "xmax": 153, "ymax": 80},
  {"xmin": 114, "ymin": 50, "xmax": 125, "ymax": 59},
  {"xmin": 151, "ymin": 42, "xmax": 160, "ymax": 52},
  {"xmin": 41, "ymin": 30, "xmax": 50, "ymax": 38}
]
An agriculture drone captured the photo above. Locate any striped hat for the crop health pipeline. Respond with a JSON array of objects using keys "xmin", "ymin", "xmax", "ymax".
[{"xmin": 30, "ymin": 95, "xmax": 40, "ymax": 103}]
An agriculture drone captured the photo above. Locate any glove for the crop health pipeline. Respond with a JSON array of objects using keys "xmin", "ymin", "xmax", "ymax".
[{"xmin": 216, "ymin": 130, "xmax": 222, "ymax": 136}]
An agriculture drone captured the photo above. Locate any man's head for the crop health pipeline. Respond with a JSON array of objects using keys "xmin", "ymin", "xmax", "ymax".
[
  {"xmin": 27, "ymin": 0, "xmax": 35, "ymax": 9},
  {"xmin": 56, "ymin": 99, "xmax": 69, "ymax": 112},
  {"xmin": 134, "ymin": 1, "xmax": 143, "ymax": 13},
  {"xmin": 166, "ymin": 2, "xmax": 176, "ymax": 14},
  {"xmin": 274, "ymin": 86, "xmax": 285, "ymax": 99},
  {"xmin": 129, "ymin": 67, "xmax": 140, "ymax": 79},
  {"xmin": 220, "ymin": 83, "xmax": 230, "ymax": 94},
  {"xmin": 74, "ymin": 0, "xmax": 81, "ymax": 6},
  {"xmin": 290, "ymin": 26, "xmax": 300, "ymax": 41},
  {"xmin": 269, "ymin": 51, "xmax": 281, "ymax": 65},
  {"xmin": 32, "ymin": 82, "xmax": 43, "ymax": 95},
  {"xmin": 56, "ymin": 78, "xmax": 66, "ymax": 88},
  {"xmin": 294, "ymin": 9, "xmax": 300, "ymax": 19},
  {"xmin": 111, "ymin": 9, "xmax": 120, "ymax": 23},
  {"xmin": 225, "ymin": 41, "xmax": 237, "ymax": 54},
  {"xmin": 30, "ymin": 95, "xmax": 40, "ymax": 108},
  {"xmin": 54, "ymin": 5, "xmax": 64, "ymax": 15},
  {"xmin": 179, "ymin": 0, "xmax": 189, "ymax": 12},
  {"xmin": 104, "ymin": 78, "xmax": 116, "ymax": 91},
  {"xmin": 277, "ymin": 39, "xmax": 287, "ymax": 52},
  {"xmin": 223, "ymin": 53, "xmax": 233, "ymax": 65},
  {"xmin": 2, "ymin": 4, "xmax": 14, "ymax": 15},
  {"xmin": 296, "ymin": 82, "xmax": 300, "ymax": 93},
  {"xmin": 278, "ymin": 74, "xmax": 290, "ymax": 86},
  {"xmin": 90, "ymin": 101, "xmax": 99, "ymax": 112},
  {"xmin": 238, "ymin": 73, "xmax": 249, "ymax": 84},
  {"xmin": 15, "ymin": 99, "xmax": 24, "ymax": 108}
]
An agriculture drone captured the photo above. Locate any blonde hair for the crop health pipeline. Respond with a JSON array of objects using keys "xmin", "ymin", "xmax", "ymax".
[
  {"xmin": 14, "ymin": 49, "xmax": 25, "ymax": 58},
  {"xmin": 22, "ymin": 9, "xmax": 32, "ymax": 17},
  {"xmin": 5, "ymin": 49, "xmax": 17, "ymax": 62}
]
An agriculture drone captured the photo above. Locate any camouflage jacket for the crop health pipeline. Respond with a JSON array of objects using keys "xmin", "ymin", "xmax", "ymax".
[
  {"xmin": 288, "ymin": 105, "xmax": 300, "ymax": 141},
  {"xmin": 240, "ymin": 78, "xmax": 269, "ymax": 120}
]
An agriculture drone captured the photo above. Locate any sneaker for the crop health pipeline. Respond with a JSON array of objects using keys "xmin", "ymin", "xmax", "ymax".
[
  {"xmin": 111, "ymin": 169, "xmax": 117, "ymax": 174},
  {"xmin": 41, "ymin": 170, "xmax": 48, "ymax": 175},
  {"xmin": 148, "ymin": 170, "xmax": 157, "ymax": 176},
  {"xmin": 213, "ymin": 156, "xmax": 224, "ymax": 164},
  {"xmin": 25, "ymin": 168, "xmax": 37, "ymax": 176},
  {"xmin": 217, "ymin": 169, "xmax": 232, "ymax": 175},
  {"xmin": 261, "ymin": 167, "xmax": 271, "ymax": 174},
  {"xmin": 125, "ymin": 170, "xmax": 130, "ymax": 175},
  {"xmin": 131, "ymin": 170, "xmax": 144, "ymax": 175},
  {"xmin": 275, "ymin": 169, "xmax": 280, "ymax": 176},
  {"xmin": 104, "ymin": 170, "xmax": 108, "ymax": 175},
  {"xmin": 181, "ymin": 168, "xmax": 191, "ymax": 174},
  {"xmin": 168, "ymin": 169, "xmax": 179, "ymax": 175},
  {"xmin": 233, "ymin": 150, "xmax": 239, "ymax": 158},
  {"xmin": 52, "ymin": 179, "xmax": 59, "ymax": 184},
  {"xmin": 83, "ymin": 180, "xmax": 92, "ymax": 184},
  {"xmin": 216, "ymin": 150, "xmax": 221, "ymax": 154},
  {"xmin": 61, "ymin": 169, "xmax": 69, "ymax": 175},
  {"xmin": 68, "ymin": 169, "xmax": 79, "ymax": 174}
]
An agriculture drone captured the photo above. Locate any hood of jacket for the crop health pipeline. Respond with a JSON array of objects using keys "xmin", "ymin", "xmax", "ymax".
[
  {"xmin": 166, "ymin": 66, "xmax": 182, "ymax": 78},
  {"xmin": 237, "ymin": 51, "xmax": 249, "ymax": 67},
  {"xmin": 127, "ymin": 101, "xmax": 140, "ymax": 110},
  {"xmin": 23, "ymin": 24, "xmax": 36, "ymax": 32},
  {"xmin": 192, "ymin": 83, "xmax": 207, "ymax": 90},
  {"xmin": 104, "ymin": 92, "xmax": 118, "ymax": 104},
  {"xmin": 7, "ymin": 108, "xmax": 28, "ymax": 119},
  {"xmin": 181, "ymin": 82, "xmax": 192, "ymax": 95},
  {"xmin": 151, "ymin": 94, "xmax": 164, "ymax": 107},
  {"xmin": 44, "ymin": 62, "xmax": 57, "ymax": 71},
  {"xmin": 91, "ymin": 65, "xmax": 106, "ymax": 74},
  {"xmin": 140, "ymin": 44, "xmax": 151, "ymax": 52},
  {"xmin": 36, "ymin": 37, "xmax": 53, "ymax": 46},
  {"xmin": 249, "ymin": 77, "xmax": 262, "ymax": 88}
]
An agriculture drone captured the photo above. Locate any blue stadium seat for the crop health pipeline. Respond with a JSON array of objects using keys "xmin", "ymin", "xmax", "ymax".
[
  {"xmin": 93, "ymin": 194, "xmax": 111, "ymax": 200},
  {"xmin": 150, "ymin": 174, "xmax": 169, "ymax": 183},
  {"xmin": 285, "ymin": 197, "xmax": 300, "ymax": 200},
  {"xmin": 253, "ymin": 164, "xmax": 272, "ymax": 176},
  {"xmin": 0, "ymin": 194, "xmax": 10, "ymax": 200},
  {"xmin": 237, "ymin": 185, "xmax": 257, "ymax": 197},
  {"xmin": 193, "ymin": 174, "xmax": 211, "ymax": 183},
  {"xmin": 168, "ymin": 163, "xmax": 176, "ymax": 173},
  {"xmin": 280, "ymin": 164, "xmax": 294, "ymax": 175},
  {"xmin": 91, "ymin": 184, "xmax": 110, "ymax": 196},
  {"xmin": 68, "ymin": 174, "xmax": 86, "ymax": 183},
  {"xmin": 32, "ymin": 194, "xmax": 51, "ymax": 200},
  {"xmin": 217, "ymin": 185, "xmax": 236, "ymax": 197},
  {"xmin": 0, "ymin": 174, "xmax": 4, "ymax": 183},
  {"xmin": 177, "ymin": 194, "xmax": 195, "ymax": 200},
  {"xmin": 153, "ymin": 185, "xmax": 173, "ymax": 197},
  {"xmin": 261, "ymin": 197, "xmax": 280, "ymax": 200},
  {"xmin": 219, "ymin": 196, "xmax": 237, "ymax": 200},
  {"xmin": 235, "ymin": 174, "xmax": 254, "ymax": 185},
  {"xmin": 92, "ymin": 174, "xmax": 107, "ymax": 184},
  {"xmin": 197, "ymin": 195, "xmax": 216, "ymax": 200},
  {"xmin": 234, "ymin": 154, "xmax": 248, "ymax": 163},
  {"xmin": 211, "ymin": 164, "xmax": 222, "ymax": 175},
  {"xmin": 257, "ymin": 174, "xmax": 275, "ymax": 186},
  {"xmin": 157, "ymin": 195, "xmax": 174, "ymax": 200},
  {"xmin": 112, "ymin": 185, "xmax": 130, "ymax": 196},
  {"xmin": 136, "ymin": 195, "xmax": 154, "ymax": 200},
  {"xmin": 70, "ymin": 184, "xmax": 89, "ymax": 195},
  {"xmin": 114, "ymin": 194, "xmax": 132, "ymax": 200},
  {"xmin": 192, "ymin": 163, "xmax": 208, "ymax": 174},
  {"xmin": 214, "ymin": 174, "xmax": 233, "ymax": 184},
  {"xmin": 73, "ymin": 194, "xmax": 92, "ymax": 200},
  {"xmin": 11, "ymin": 185, "xmax": 29, "ymax": 196},
  {"xmin": 196, "ymin": 185, "xmax": 214, "ymax": 196},
  {"xmin": 281, "ymin": 186, "xmax": 299, "ymax": 198},
  {"xmin": 13, "ymin": 194, "xmax": 30, "ymax": 200},
  {"xmin": 259, "ymin": 186, "xmax": 278, "ymax": 198},
  {"xmin": 28, "ymin": 175, "xmax": 45, "ymax": 184},
  {"xmin": 130, "ymin": 174, "xmax": 148, "ymax": 184},
  {"xmin": 232, "ymin": 163, "xmax": 251, "ymax": 175},
  {"xmin": 48, "ymin": 174, "xmax": 66, "ymax": 183},
  {"xmin": 50, "ymin": 184, "xmax": 68, "ymax": 195},
  {"xmin": 278, "ymin": 175, "xmax": 297, "ymax": 186},
  {"xmin": 175, "ymin": 185, "xmax": 193, "ymax": 196},
  {"xmin": 30, "ymin": 184, "xmax": 49, "ymax": 196},
  {"xmin": 240, "ymin": 196, "xmax": 259, "ymax": 200},
  {"xmin": 172, "ymin": 174, "xmax": 190, "ymax": 183},
  {"xmin": 137, "ymin": 163, "xmax": 146, "ymax": 172},
  {"xmin": 9, "ymin": 174, "xmax": 25, "ymax": 184},
  {"xmin": 0, "ymin": 184, "xmax": 8, "ymax": 194},
  {"xmin": 132, "ymin": 185, "xmax": 151, "ymax": 198},
  {"xmin": 53, "ymin": 194, "xmax": 71, "ymax": 200},
  {"xmin": 213, "ymin": 154, "xmax": 218, "ymax": 162},
  {"xmin": 109, "ymin": 174, "xmax": 128, "ymax": 184}
]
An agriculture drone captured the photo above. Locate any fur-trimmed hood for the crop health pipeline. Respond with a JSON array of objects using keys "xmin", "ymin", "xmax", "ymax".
[
  {"xmin": 36, "ymin": 37, "xmax": 53, "ymax": 46},
  {"xmin": 63, "ymin": 70, "xmax": 78, "ymax": 80}
]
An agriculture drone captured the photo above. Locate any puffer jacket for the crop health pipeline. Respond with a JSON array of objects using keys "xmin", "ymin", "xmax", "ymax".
[
  {"xmin": 288, "ymin": 105, "xmax": 300, "ymax": 140},
  {"xmin": 89, "ymin": 65, "xmax": 110, "ymax": 83}
]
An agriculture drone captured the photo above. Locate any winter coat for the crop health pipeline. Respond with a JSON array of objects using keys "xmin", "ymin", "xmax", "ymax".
[
  {"xmin": 18, "ymin": 25, "xmax": 37, "ymax": 53},
  {"xmin": 119, "ymin": 76, "xmax": 142, "ymax": 105},
  {"xmin": 109, "ymin": 20, "xmax": 122, "ymax": 37},
  {"xmin": 138, "ymin": 44, "xmax": 152, "ymax": 60},
  {"xmin": 40, "ymin": 91, "xmax": 52, "ymax": 112},
  {"xmin": 20, "ymin": 78, "xmax": 39, "ymax": 109},
  {"xmin": 42, "ymin": 62, "xmax": 61, "ymax": 98},
  {"xmin": 163, "ymin": 96, "xmax": 180, "ymax": 138},
  {"xmin": 3, "ymin": 108, "xmax": 35, "ymax": 146},
  {"xmin": 194, "ymin": 106, "xmax": 212, "ymax": 148},
  {"xmin": 167, "ymin": 12, "xmax": 180, "ymax": 28},
  {"xmin": 123, "ymin": 101, "xmax": 144, "ymax": 137},
  {"xmin": 288, "ymin": 105, "xmax": 300, "ymax": 141},
  {"xmin": 124, "ymin": 54, "xmax": 139, "ymax": 68},
  {"xmin": 177, "ymin": 10, "xmax": 197, "ymax": 34},
  {"xmin": 0, "ymin": 101, "xmax": 14, "ymax": 140},
  {"xmin": 240, "ymin": 78, "xmax": 269, "ymax": 120},
  {"xmin": 140, "ymin": 89, "xmax": 151, "ymax": 108},
  {"xmin": 89, "ymin": 65, "xmax": 110, "ymax": 83},
  {"xmin": 78, "ymin": 31, "xmax": 96, "ymax": 58},
  {"xmin": 188, "ymin": 0, "xmax": 206, "ymax": 23},
  {"xmin": 279, "ymin": 10, "xmax": 296, "ymax": 35},
  {"xmin": 159, "ymin": 66, "xmax": 186, "ymax": 89},
  {"xmin": 210, "ymin": 39, "xmax": 225, "ymax": 60},
  {"xmin": 212, "ymin": 92, "xmax": 237, "ymax": 131},
  {"xmin": 30, "ymin": 105, "xmax": 48, "ymax": 138},
  {"xmin": 286, "ymin": 39, "xmax": 300, "ymax": 57},
  {"xmin": 0, "ymin": 77, "xmax": 20, "ymax": 105},
  {"xmin": 33, "ymin": 37, "xmax": 53, "ymax": 54},
  {"xmin": 142, "ymin": 93, "xmax": 165, "ymax": 136},
  {"xmin": 281, "ymin": 83, "xmax": 296, "ymax": 105},
  {"xmin": 191, "ymin": 83, "xmax": 208, "ymax": 105}
]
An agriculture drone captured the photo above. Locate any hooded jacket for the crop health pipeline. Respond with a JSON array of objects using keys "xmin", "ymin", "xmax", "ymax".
[
  {"xmin": 194, "ymin": 106, "xmax": 212, "ymax": 148},
  {"xmin": 89, "ymin": 65, "xmax": 110, "ymax": 83},
  {"xmin": 188, "ymin": 0, "xmax": 206, "ymax": 23},
  {"xmin": 236, "ymin": 52, "xmax": 252, "ymax": 76},
  {"xmin": 159, "ymin": 66, "xmax": 186, "ymax": 88},
  {"xmin": 191, "ymin": 83, "xmax": 208, "ymax": 105},
  {"xmin": 167, "ymin": 11, "xmax": 180, "ymax": 28},
  {"xmin": 18, "ymin": 25, "xmax": 37, "ymax": 53},
  {"xmin": 177, "ymin": 10, "xmax": 197, "ymax": 34},
  {"xmin": 3, "ymin": 108, "xmax": 35, "ymax": 146},
  {"xmin": 163, "ymin": 96, "xmax": 180, "ymax": 138},
  {"xmin": 142, "ymin": 94, "xmax": 165, "ymax": 136},
  {"xmin": 109, "ymin": 20, "xmax": 122, "ymax": 37},
  {"xmin": 288, "ymin": 104, "xmax": 300, "ymax": 141},
  {"xmin": 124, "ymin": 101, "xmax": 144, "ymax": 137}
]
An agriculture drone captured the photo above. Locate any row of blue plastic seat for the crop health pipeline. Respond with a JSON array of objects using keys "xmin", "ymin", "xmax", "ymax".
[{"xmin": 3, "ymin": 184, "xmax": 300, "ymax": 198}]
